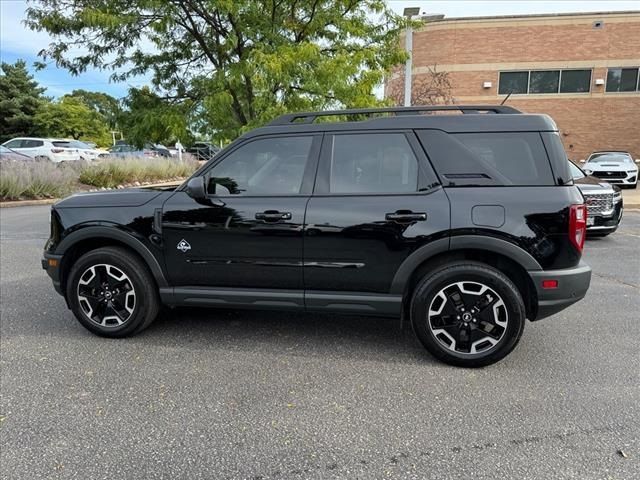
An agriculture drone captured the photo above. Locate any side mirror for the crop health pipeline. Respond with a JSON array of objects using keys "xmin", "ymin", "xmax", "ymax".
[
  {"xmin": 185, "ymin": 176, "xmax": 206, "ymax": 200},
  {"xmin": 635, "ymin": 159, "xmax": 640, "ymax": 164},
  {"xmin": 579, "ymin": 159, "xmax": 586, "ymax": 163}
]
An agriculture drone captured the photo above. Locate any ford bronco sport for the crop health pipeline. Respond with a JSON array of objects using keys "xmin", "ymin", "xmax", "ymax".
[{"xmin": 43, "ymin": 105, "xmax": 592, "ymax": 367}]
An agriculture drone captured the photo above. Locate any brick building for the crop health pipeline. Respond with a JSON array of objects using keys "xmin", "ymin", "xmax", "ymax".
[{"xmin": 385, "ymin": 11, "xmax": 640, "ymax": 161}]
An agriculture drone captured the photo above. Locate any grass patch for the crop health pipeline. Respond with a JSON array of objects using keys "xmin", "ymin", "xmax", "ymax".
[
  {"xmin": 1, "ymin": 156, "xmax": 199, "ymax": 201},
  {"xmin": 0, "ymin": 160, "xmax": 77, "ymax": 200},
  {"xmin": 78, "ymin": 156, "xmax": 198, "ymax": 189}
]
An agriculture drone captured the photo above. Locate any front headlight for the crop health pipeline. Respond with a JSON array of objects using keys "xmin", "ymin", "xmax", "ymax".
[
  {"xmin": 613, "ymin": 191, "xmax": 622, "ymax": 203},
  {"xmin": 627, "ymin": 170, "xmax": 637, "ymax": 174}
]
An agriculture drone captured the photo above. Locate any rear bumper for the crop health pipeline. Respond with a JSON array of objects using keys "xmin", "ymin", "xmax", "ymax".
[{"xmin": 529, "ymin": 261, "xmax": 592, "ymax": 321}]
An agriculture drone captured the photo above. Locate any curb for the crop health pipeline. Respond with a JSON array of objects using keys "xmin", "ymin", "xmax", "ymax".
[{"xmin": 0, "ymin": 199, "xmax": 58, "ymax": 208}]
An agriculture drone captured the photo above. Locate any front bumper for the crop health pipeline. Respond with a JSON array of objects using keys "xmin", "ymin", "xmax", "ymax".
[
  {"xmin": 587, "ymin": 201, "xmax": 623, "ymax": 233},
  {"xmin": 42, "ymin": 253, "xmax": 64, "ymax": 296},
  {"xmin": 529, "ymin": 261, "xmax": 592, "ymax": 321}
]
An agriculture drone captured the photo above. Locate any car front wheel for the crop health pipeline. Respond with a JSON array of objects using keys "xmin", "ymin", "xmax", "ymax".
[
  {"xmin": 411, "ymin": 261, "xmax": 526, "ymax": 367},
  {"xmin": 66, "ymin": 247, "xmax": 160, "ymax": 337}
]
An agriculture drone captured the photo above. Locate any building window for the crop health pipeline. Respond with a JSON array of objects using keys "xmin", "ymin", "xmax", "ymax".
[
  {"xmin": 499, "ymin": 69, "xmax": 593, "ymax": 95},
  {"xmin": 529, "ymin": 70, "xmax": 560, "ymax": 94},
  {"xmin": 606, "ymin": 68, "xmax": 640, "ymax": 92},
  {"xmin": 498, "ymin": 71, "xmax": 529, "ymax": 94},
  {"xmin": 560, "ymin": 70, "xmax": 592, "ymax": 93}
]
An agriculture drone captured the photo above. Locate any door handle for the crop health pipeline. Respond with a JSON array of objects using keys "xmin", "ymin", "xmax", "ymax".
[
  {"xmin": 255, "ymin": 211, "xmax": 292, "ymax": 222},
  {"xmin": 385, "ymin": 211, "xmax": 427, "ymax": 222}
]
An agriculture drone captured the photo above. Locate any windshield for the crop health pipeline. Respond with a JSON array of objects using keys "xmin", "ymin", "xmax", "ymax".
[
  {"xmin": 587, "ymin": 153, "xmax": 632, "ymax": 164},
  {"xmin": 568, "ymin": 161, "xmax": 586, "ymax": 179}
]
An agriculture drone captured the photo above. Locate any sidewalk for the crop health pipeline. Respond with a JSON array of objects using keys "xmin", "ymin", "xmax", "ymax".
[{"xmin": 622, "ymin": 188, "xmax": 640, "ymax": 209}]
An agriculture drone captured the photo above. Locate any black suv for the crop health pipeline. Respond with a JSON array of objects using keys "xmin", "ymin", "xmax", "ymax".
[{"xmin": 43, "ymin": 105, "xmax": 592, "ymax": 367}]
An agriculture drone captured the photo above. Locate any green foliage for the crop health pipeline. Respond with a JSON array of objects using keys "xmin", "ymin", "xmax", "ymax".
[
  {"xmin": 119, "ymin": 87, "xmax": 194, "ymax": 148},
  {"xmin": 26, "ymin": 0, "xmax": 407, "ymax": 141},
  {"xmin": 0, "ymin": 60, "xmax": 47, "ymax": 143},
  {"xmin": 78, "ymin": 156, "xmax": 198, "ymax": 188},
  {"xmin": 65, "ymin": 89, "xmax": 121, "ymax": 129},
  {"xmin": 34, "ymin": 96, "xmax": 111, "ymax": 146}
]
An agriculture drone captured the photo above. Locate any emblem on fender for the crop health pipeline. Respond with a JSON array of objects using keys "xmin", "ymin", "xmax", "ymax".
[{"xmin": 177, "ymin": 239, "xmax": 191, "ymax": 253}]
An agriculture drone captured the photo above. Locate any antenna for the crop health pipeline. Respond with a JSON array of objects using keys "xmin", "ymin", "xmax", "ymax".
[{"xmin": 501, "ymin": 91, "xmax": 513, "ymax": 105}]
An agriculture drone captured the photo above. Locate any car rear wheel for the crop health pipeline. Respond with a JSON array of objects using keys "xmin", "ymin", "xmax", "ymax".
[
  {"xmin": 66, "ymin": 247, "xmax": 160, "ymax": 337},
  {"xmin": 411, "ymin": 261, "xmax": 526, "ymax": 367}
]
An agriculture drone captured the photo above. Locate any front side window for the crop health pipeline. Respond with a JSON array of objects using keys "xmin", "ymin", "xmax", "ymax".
[
  {"xmin": 529, "ymin": 70, "xmax": 560, "ymax": 94},
  {"xmin": 329, "ymin": 133, "xmax": 419, "ymax": 194},
  {"xmin": 3, "ymin": 139, "xmax": 23, "ymax": 149},
  {"xmin": 606, "ymin": 68, "xmax": 639, "ymax": 92},
  {"xmin": 498, "ymin": 72, "xmax": 528, "ymax": 94},
  {"xmin": 207, "ymin": 136, "xmax": 313, "ymax": 195}
]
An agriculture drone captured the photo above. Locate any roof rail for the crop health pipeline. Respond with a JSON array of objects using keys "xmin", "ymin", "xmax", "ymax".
[{"xmin": 268, "ymin": 105, "xmax": 521, "ymax": 125}]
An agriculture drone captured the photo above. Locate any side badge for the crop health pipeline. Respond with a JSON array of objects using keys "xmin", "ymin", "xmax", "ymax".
[{"xmin": 177, "ymin": 239, "xmax": 191, "ymax": 253}]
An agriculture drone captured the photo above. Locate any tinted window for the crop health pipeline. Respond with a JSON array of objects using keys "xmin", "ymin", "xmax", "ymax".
[
  {"xmin": 499, "ymin": 72, "xmax": 528, "ymax": 94},
  {"xmin": 208, "ymin": 136, "xmax": 313, "ymax": 195},
  {"xmin": 606, "ymin": 68, "xmax": 639, "ymax": 92},
  {"xmin": 23, "ymin": 139, "xmax": 44, "ymax": 147},
  {"xmin": 51, "ymin": 141, "xmax": 70, "ymax": 148},
  {"xmin": 418, "ymin": 130, "xmax": 555, "ymax": 186},
  {"xmin": 529, "ymin": 70, "xmax": 560, "ymax": 93},
  {"xmin": 329, "ymin": 133, "xmax": 418, "ymax": 193},
  {"xmin": 560, "ymin": 70, "xmax": 591, "ymax": 93}
]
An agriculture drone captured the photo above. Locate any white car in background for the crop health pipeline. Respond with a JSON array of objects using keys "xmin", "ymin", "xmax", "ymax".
[
  {"xmin": 1, "ymin": 137, "xmax": 82, "ymax": 162},
  {"xmin": 64, "ymin": 140, "xmax": 108, "ymax": 161},
  {"xmin": 581, "ymin": 151, "xmax": 639, "ymax": 189}
]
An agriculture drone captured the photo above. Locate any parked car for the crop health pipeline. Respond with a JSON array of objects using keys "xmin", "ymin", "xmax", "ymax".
[
  {"xmin": 64, "ymin": 140, "xmax": 108, "ymax": 161},
  {"xmin": 1, "ymin": 137, "xmax": 82, "ymax": 162},
  {"xmin": 42, "ymin": 105, "xmax": 591, "ymax": 367},
  {"xmin": 146, "ymin": 143, "xmax": 172, "ymax": 158},
  {"xmin": 108, "ymin": 144, "xmax": 159, "ymax": 158},
  {"xmin": 0, "ymin": 145, "xmax": 33, "ymax": 162},
  {"xmin": 580, "ymin": 151, "xmax": 638, "ymax": 189},
  {"xmin": 188, "ymin": 141, "xmax": 220, "ymax": 161},
  {"xmin": 569, "ymin": 161, "xmax": 623, "ymax": 236}
]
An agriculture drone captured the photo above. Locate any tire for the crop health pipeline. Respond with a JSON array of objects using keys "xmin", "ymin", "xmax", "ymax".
[
  {"xmin": 66, "ymin": 247, "xmax": 160, "ymax": 337},
  {"xmin": 410, "ymin": 261, "xmax": 526, "ymax": 367}
]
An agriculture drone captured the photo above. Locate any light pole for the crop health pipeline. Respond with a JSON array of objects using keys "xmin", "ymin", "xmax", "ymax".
[{"xmin": 403, "ymin": 7, "xmax": 420, "ymax": 107}]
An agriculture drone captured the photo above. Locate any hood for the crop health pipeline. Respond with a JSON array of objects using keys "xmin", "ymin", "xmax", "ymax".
[
  {"xmin": 584, "ymin": 162, "xmax": 635, "ymax": 171},
  {"xmin": 574, "ymin": 175, "xmax": 616, "ymax": 192},
  {"xmin": 54, "ymin": 187, "xmax": 173, "ymax": 208}
]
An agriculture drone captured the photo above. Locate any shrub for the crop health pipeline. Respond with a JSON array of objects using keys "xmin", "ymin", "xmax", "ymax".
[
  {"xmin": 78, "ymin": 156, "xmax": 198, "ymax": 188},
  {"xmin": 0, "ymin": 160, "xmax": 77, "ymax": 200}
]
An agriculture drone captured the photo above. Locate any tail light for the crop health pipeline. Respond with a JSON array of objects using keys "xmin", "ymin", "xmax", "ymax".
[
  {"xmin": 51, "ymin": 148, "xmax": 64, "ymax": 154},
  {"xmin": 569, "ymin": 204, "xmax": 587, "ymax": 253}
]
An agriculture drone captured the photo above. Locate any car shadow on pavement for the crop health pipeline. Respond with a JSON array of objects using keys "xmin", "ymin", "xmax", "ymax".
[{"xmin": 137, "ymin": 306, "xmax": 433, "ymax": 365}]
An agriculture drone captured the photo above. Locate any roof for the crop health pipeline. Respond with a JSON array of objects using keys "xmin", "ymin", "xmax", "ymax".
[
  {"xmin": 419, "ymin": 10, "xmax": 640, "ymax": 24},
  {"xmin": 245, "ymin": 107, "xmax": 558, "ymax": 139}
]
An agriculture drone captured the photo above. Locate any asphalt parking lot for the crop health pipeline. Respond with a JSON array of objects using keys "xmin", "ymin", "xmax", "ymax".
[{"xmin": 1, "ymin": 205, "xmax": 638, "ymax": 479}]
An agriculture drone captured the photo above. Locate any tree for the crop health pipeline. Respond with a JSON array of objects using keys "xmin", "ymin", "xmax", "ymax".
[
  {"xmin": 26, "ymin": 1, "xmax": 407, "ymax": 140},
  {"xmin": 64, "ymin": 90, "xmax": 121, "ymax": 130},
  {"xmin": 119, "ymin": 86, "xmax": 194, "ymax": 147},
  {"xmin": 386, "ymin": 65, "xmax": 453, "ymax": 106},
  {"xmin": 35, "ymin": 96, "xmax": 111, "ymax": 145},
  {"xmin": 0, "ymin": 60, "xmax": 47, "ymax": 142}
]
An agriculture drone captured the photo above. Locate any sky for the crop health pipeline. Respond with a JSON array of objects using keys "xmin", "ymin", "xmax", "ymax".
[{"xmin": 1, "ymin": 0, "xmax": 638, "ymax": 99}]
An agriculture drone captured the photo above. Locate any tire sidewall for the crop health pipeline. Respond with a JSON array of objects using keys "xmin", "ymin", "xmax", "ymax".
[
  {"xmin": 411, "ymin": 263, "xmax": 526, "ymax": 367},
  {"xmin": 66, "ymin": 249, "xmax": 153, "ymax": 337}
]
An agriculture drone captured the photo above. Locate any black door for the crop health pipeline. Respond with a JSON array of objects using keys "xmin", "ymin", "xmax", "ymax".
[
  {"xmin": 303, "ymin": 131, "xmax": 450, "ymax": 296},
  {"xmin": 162, "ymin": 134, "xmax": 321, "ymax": 290}
]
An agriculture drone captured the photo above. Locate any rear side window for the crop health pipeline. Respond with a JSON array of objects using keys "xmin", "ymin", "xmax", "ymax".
[
  {"xmin": 418, "ymin": 130, "xmax": 555, "ymax": 186},
  {"xmin": 329, "ymin": 133, "xmax": 418, "ymax": 193},
  {"xmin": 52, "ymin": 141, "xmax": 70, "ymax": 148}
]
